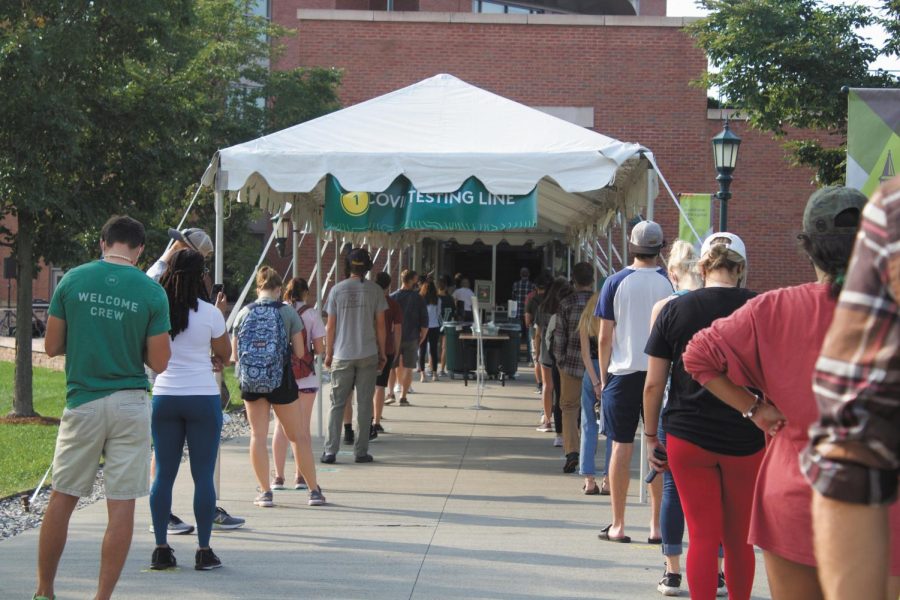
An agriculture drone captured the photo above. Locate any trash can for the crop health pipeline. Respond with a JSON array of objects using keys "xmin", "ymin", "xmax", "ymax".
[
  {"xmin": 444, "ymin": 323, "xmax": 461, "ymax": 375},
  {"xmin": 498, "ymin": 324, "xmax": 521, "ymax": 380}
]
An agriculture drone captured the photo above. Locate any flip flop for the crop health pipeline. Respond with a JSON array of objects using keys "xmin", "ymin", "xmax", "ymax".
[
  {"xmin": 583, "ymin": 483, "xmax": 600, "ymax": 496},
  {"xmin": 648, "ymin": 537, "xmax": 662, "ymax": 545},
  {"xmin": 597, "ymin": 524, "xmax": 631, "ymax": 543}
]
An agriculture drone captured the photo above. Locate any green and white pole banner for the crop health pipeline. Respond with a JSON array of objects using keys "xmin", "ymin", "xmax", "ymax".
[
  {"xmin": 678, "ymin": 193, "xmax": 713, "ymax": 248},
  {"xmin": 847, "ymin": 88, "xmax": 900, "ymax": 195},
  {"xmin": 324, "ymin": 175, "xmax": 538, "ymax": 232}
]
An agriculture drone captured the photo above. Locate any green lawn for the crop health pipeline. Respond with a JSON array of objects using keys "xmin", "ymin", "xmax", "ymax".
[{"xmin": 0, "ymin": 362, "xmax": 242, "ymax": 497}]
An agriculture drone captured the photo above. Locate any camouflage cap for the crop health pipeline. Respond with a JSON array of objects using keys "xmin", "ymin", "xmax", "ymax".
[{"xmin": 802, "ymin": 186, "xmax": 867, "ymax": 236}]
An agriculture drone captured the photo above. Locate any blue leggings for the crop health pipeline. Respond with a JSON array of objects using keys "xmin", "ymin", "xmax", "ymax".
[{"xmin": 150, "ymin": 394, "xmax": 222, "ymax": 548}]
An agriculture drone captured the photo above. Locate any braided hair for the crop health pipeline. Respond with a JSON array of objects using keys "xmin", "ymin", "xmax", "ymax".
[{"xmin": 159, "ymin": 249, "xmax": 208, "ymax": 339}]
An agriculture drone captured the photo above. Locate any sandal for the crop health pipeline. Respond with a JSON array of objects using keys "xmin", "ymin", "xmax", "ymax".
[
  {"xmin": 583, "ymin": 482, "xmax": 600, "ymax": 495},
  {"xmin": 600, "ymin": 476, "xmax": 610, "ymax": 496},
  {"xmin": 597, "ymin": 524, "xmax": 631, "ymax": 543}
]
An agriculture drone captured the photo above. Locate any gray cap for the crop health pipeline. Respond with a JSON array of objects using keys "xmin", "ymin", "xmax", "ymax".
[
  {"xmin": 628, "ymin": 220, "xmax": 665, "ymax": 255},
  {"xmin": 168, "ymin": 228, "xmax": 214, "ymax": 258},
  {"xmin": 802, "ymin": 186, "xmax": 867, "ymax": 236}
]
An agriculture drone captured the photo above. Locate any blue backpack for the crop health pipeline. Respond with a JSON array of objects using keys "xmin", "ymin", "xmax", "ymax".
[{"xmin": 237, "ymin": 301, "xmax": 288, "ymax": 394}]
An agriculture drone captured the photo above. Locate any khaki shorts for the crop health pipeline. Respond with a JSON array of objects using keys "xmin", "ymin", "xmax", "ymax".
[
  {"xmin": 399, "ymin": 340, "xmax": 418, "ymax": 369},
  {"xmin": 52, "ymin": 390, "xmax": 151, "ymax": 500}
]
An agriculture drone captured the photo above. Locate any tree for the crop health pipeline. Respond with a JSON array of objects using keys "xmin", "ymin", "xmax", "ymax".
[
  {"xmin": 0, "ymin": 1, "xmax": 341, "ymax": 416},
  {"xmin": 690, "ymin": 0, "xmax": 899, "ymax": 185}
]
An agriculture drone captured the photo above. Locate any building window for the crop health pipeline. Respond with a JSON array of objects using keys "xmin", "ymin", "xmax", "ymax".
[{"xmin": 471, "ymin": 0, "xmax": 547, "ymax": 14}]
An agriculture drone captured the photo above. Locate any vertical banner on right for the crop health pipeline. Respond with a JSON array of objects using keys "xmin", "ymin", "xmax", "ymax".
[
  {"xmin": 678, "ymin": 193, "xmax": 713, "ymax": 249},
  {"xmin": 847, "ymin": 88, "xmax": 900, "ymax": 195}
]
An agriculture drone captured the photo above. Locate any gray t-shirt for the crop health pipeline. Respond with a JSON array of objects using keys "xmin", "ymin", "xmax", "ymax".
[
  {"xmin": 391, "ymin": 288, "xmax": 428, "ymax": 342},
  {"xmin": 325, "ymin": 277, "xmax": 387, "ymax": 360}
]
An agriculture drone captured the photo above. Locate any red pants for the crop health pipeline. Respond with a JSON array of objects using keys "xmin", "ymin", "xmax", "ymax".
[{"xmin": 667, "ymin": 434, "xmax": 764, "ymax": 600}]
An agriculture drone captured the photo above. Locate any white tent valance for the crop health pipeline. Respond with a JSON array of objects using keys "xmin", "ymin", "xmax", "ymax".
[{"xmin": 202, "ymin": 73, "xmax": 658, "ymax": 240}]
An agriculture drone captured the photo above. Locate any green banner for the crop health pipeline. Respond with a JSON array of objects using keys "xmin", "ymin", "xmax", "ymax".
[
  {"xmin": 324, "ymin": 175, "xmax": 537, "ymax": 232},
  {"xmin": 847, "ymin": 89, "xmax": 900, "ymax": 195},
  {"xmin": 678, "ymin": 193, "xmax": 712, "ymax": 245}
]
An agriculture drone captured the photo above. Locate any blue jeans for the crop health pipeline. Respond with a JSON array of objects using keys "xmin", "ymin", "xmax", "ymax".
[
  {"xmin": 579, "ymin": 360, "xmax": 612, "ymax": 477},
  {"xmin": 658, "ymin": 426, "xmax": 684, "ymax": 556},
  {"xmin": 150, "ymin": 394, "xmax": 223, "ymax": 548}
]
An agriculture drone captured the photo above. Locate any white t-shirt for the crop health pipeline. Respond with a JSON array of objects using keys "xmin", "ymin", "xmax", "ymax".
[
  {"xmin": 153, "ymin": 300, "xmax": 227, "ymax": 396},
  {"xmin": 293, "ymin": 302, "xmax": 326, "ymax": 390},
  {"xmin": 452, "ymin": 287, "xmax": 475, "ymax": 311}
]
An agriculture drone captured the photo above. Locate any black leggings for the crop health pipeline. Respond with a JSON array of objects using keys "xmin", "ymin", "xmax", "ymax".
[{"xmin": 418, "ymin": 327, "xmax": 440, "ymax": 371}]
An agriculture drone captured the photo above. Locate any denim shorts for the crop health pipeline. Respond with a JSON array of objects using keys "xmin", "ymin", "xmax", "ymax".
[{"xmin": 601, "ymin": 371, "xmax": 646, "ymax": 443}]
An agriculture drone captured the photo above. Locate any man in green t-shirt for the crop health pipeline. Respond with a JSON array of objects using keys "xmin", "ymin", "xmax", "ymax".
[{"xmin": 34, "ymin": 215, "xmax": 171, "ymax": 600}]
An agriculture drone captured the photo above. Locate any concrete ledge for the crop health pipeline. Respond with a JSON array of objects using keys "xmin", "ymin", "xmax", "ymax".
[
  {"xmin": 0, "ymin": 336, "xmax": 65, "ymax": 371},
  {"xmin": 297, "ymin": 9, "xmax": 697, "ymax": 27}
]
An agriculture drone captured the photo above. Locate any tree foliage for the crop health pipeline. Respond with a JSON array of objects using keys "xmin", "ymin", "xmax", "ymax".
[
  {"xmin": 0, "ymin": 0, "xmax": 341, "ymax": 416},
  {"xmin": 690, "ymin": 0, "xmax": 899, "ymax": 185}
]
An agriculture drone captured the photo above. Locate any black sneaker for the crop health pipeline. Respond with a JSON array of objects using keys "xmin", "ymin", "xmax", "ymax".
[
  {"xmin": 369, "ymin": 424, "xmax": 378, "ymax": 440},
  {"xmin": 657, "ymin": 571, "xmax": 682, "ymax": 596},
  {"xmin": 195, "ymin": 547, "xmax": 222, "ymax": 571},
  {"xmin": 398, "ymin": 397, "xmax": 410, "ymax": 406},
  {"xmin": 321, "ymin": 452, "xmax": 336, "ymax": 464},
  {"xmin": 150, "ymin": 546, "xmax": 177, "ymax": 570},
  {"xmin": 355, "ymin": 454, "xmax": 374, "ymax": 463},
  {"xmin": 717, "ymin": 572, "xmax": 727, "ymax": 597},
  {"xmin": 373, "ymin": 422, "xmax": 385, "ymax": 433},
  {"xmin": 563, "ymin": 452, "xmax": 579, "ymax": 473},
  {"xmin": 343, "ymin": 425, "xmax": 355, "ymax": 444}
]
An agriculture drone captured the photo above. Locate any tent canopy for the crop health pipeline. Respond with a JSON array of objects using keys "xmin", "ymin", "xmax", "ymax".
[{"xmin": 203, "ymin": 73, "xmax": 657, "ymax": 244}]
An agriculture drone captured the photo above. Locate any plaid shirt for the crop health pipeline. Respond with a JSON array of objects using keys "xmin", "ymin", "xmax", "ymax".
[
  {"xmin": 803, "ymin": 176, "xmax": 900, "ymax": 505},
  {"xmin": 552, "ymin": 290, "xmax": 592, "ymax": 378},
  {"xmin": 512, "ymin": 278, "xmax": 535, "ymax": 319}
]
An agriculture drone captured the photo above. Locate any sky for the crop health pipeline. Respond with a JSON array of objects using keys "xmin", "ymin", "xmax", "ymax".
[{"xmin": 666, "ymin": 0, "xmax": 899, "ymax": 72}]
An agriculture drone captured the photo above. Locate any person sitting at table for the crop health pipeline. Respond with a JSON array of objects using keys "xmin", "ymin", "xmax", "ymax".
[{"xmin": 452, "ymin": 277, "xmax": 475, "ymax": 322}]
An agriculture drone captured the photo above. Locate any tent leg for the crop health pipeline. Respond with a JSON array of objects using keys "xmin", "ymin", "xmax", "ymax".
[
  {"xmin": 213, "ymin": 190, "xmax": 224, "ymax": 501},
  {"xmin": 292, "ymin": 224, "xmax": 300, "ymax": 279},
  {"xmin": 622, "ymin": 216, "xmax": 629, "ymax": 267},
  {"xmin": 491, "ymin": 243, "xmax": 497, "ymax": 320},
  {"xmin": 315, "ymin": 229, "xmax": 324, "ymax": 439},
  {"xmin": 567, "ymin": 247, "xmax": 571, "ymax": 280}
]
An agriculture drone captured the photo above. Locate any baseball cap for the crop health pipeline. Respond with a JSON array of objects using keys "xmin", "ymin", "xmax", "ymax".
[
  {"xmin": 802, "ymin": 186, "xmax": 866, "ymax": 236},
  {"xmin": 700, "ymin": 232, "xmax": 747, "ymax": 262},
  {"xmin": 348, "ymin": 247, "xmax": 372, "ymax": 269},
  {"xmin": 628, "ymin": 220, "xmax": 665, "ymax": 255},
  {"xmin": 168, "ymin": 228, "xmax": 214, "ymax": 258}
]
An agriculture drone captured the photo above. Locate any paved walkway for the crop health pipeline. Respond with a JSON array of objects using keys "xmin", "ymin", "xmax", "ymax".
[{"xmin": 1, "ymin": 376, "xmax": 771, "ymax": 599}]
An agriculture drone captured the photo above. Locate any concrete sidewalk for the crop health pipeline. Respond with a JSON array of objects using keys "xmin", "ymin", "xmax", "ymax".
[{"xmin": 0, "ymin": 376, "xmax": 772, "ymax": 599}]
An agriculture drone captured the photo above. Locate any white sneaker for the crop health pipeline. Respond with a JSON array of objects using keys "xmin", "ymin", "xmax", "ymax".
[
  {"xmin": 553, "ymin": 436, "xmax": 563, "ymax": 447},
  {"xmin": 393, "ymin": 384, "xmax": 402, "ymax": 394}
]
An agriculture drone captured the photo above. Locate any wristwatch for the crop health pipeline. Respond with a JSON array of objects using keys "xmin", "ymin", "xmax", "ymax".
[{"xmin": 742, "ymin": 396, "xmax": 762, "ymax": 419}]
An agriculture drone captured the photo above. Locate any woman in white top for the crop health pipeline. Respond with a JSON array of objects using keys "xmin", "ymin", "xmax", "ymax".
[
  {"xmin": 417, "ymin": 280, "xmax": 441, "ymax": 382},
  {"xmin": 270, "ymin": 277, "xmax": 327, "ymax": 506},
  {"xmin": 149, "ymin": 249, "xmax": 231, "ymax": 571}
]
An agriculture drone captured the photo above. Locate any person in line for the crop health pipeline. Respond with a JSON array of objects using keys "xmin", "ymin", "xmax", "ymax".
[
  {"xmin": 644, "ymin": 233, "xmax": 762, "ymax": 600},
  {"xmin": 452, "ymin": 276, "xmax": 475, "ymax": 322},
  {"xmin": 578, "ymin": 291, "xmax": 612, "ymax": 496},
  {"xmin": 535, "ymin": 277, "xmax": 572, "ymax": 448},
  {"xmin": 36, "ymin": 216, "xmax": 171, "ymax": 600},
  {"xmin": 643, "ymin": 239, "xmax": 709, "ymax": 596},
  {"xmin": 145, "ymin": 227, "xmax": 244, "ymax": 534},
  {"xmin": 373, "ymin": 272, "xmax": 403, "ymax": 430},
  {"xmin": 681, "ymin": 187, "xmax": 898, "ymax": 599},
  {"xmin": 149, "ymin": 249, "xmax": 231, "ymax": 571},
  {"xmin": 595, "ymin": 220, "xmax": 671, "ymax": 544},
  {"xmin": 552, "ymin": 262, "xmax": 595, "ymax": 473},
  {"xmin": 527, "ymin": 275, "xmax": 550, "ymax": 399},
  {"xmin": 436, "ymin": 278, "xmax": 454, "ymax": 377},
  {"xmin": 322, "ymin": 249, "xmax": 386, "ymax": 464},
  {"xmin": 270, "ymin": 277, "xmax": 327, "ymax": 506},
  {"xmin": 391, "ymin": 269, "xmax": 428, "ymax": 405},
  {"xmin": 512, "ymin": 267, "xmax": 535, "ymax": 365},
  {"xmin": 802, "ymin": 176, "xmax": 900, "ymax": 600},
  {"xmin": 232, "ymin": 267, "xmax": 309, "ymax": 507},
  {"xmin": 418, "ymin": 280, "xmax": 441, "ymax": 382}
]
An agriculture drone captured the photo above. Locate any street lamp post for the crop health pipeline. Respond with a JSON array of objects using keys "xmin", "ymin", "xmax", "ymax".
[
  {"xmin": 712, "ymin": 119, "xmax": 742, "ymax": 232},
  {"xmin": 274, "ymin": 213, "xmax": 291, "ymax": 258}
]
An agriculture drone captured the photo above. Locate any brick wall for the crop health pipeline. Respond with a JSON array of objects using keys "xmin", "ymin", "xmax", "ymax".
[
  {"xmin": 0, "ymin": 215, "xmax": 53, "ymax": 308},
  {"xmin": 274, "ymin": 14, "xmax": 819, "ymax": 292}
]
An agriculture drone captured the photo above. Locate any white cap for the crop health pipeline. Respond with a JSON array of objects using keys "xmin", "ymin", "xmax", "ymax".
[{"xmin": 700, "ymin": 232, "xmax": 747, "ymax": 262}]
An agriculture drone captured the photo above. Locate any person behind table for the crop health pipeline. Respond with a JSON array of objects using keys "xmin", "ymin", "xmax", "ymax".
[
  {"xmin": 35, "ymin": 215, "xmax": 171, "ymax": 600},
  {"xmin": 418, "ymin": 280, "xmax": 441, "ymax": 383},
  {"xmin": 321, "ymin": 248, "xmax": 387, "ymax": 464},
  {"xmin": 270, "ymin": 277, "xmax": 327, "ymax": 506},
  {"xmin": 373, "ymin": 271, "xmax": 403, "ymax": 428},
  {"xmin": 643, "ymin": 233, "xmax": 762, "ymax": 600},
  {"xmin": 594, "ymin": 221, "xmax": 672, "ymax": 546},
  {"xmin": 802, "ymin": 176, "xmax": 900, "ymax": 600},
  {"xmin": 643, "ymin": 239, "xmax": 710, "ymax": 597},
  {"xmin": 681, "ymin": 187, "xmax": 899, "ymax": 599},
  {"xmin": 552, "ymin": 262, "xmax": 595, "ymax": 474},
  {"xmin": 231, "ymin": 267, "xmax": 309, "ymax": 507},
  {"xmin": 391, "ymin": 269, "xmax": 428, "ymax": 405},
  {"xmin": 452, "ymin": 276, "xmax": 475, "ymax": 322},
  {"xmin": 148, "ymin": 249, "xmax": 231, "ymax": 571}
]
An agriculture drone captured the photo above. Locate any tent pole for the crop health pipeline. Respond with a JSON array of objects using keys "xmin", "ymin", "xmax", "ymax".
[
  {"xmin": 567, "ymin": 247, "xmax": 571, "ymax": 280},
  {"xmin": 491, "ymin": 243, "xmax": 497, "ymax": 321},
  {"xmin": 292, "ymin": 222, "xmax": 300, "ymax": 279},
  {"xmin": 213, "ymin": 190, "xmax": 224, "ymax": 501},
  {"xmin": 647, "ymin": 169, "xmax": 655, "ymax": 221},
  {"xmin": 621, "ymin": 216, "xmax": 629, "ymax": 267},
  {"xmin": 315, "ymin": 229, "xmax": 324, "ymax": 439}
]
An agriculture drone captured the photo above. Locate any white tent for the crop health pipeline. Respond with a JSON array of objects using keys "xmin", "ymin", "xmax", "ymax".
[{"xmin": 202, "ymin": 73, "xmax": 660, "ymax": 251}]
